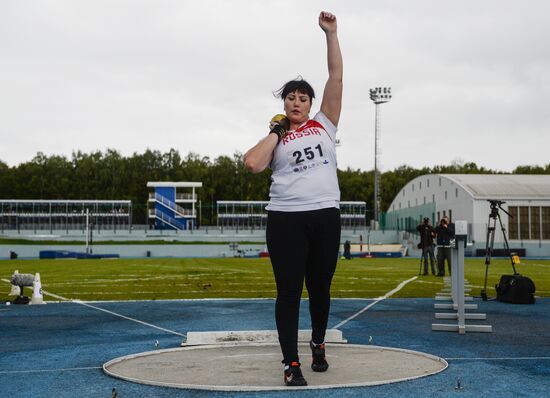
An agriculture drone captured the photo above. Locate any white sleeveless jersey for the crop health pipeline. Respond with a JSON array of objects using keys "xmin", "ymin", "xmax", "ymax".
[{"xmin": 266, "ymin": 111, "xmax": 340, "ymax": 212}]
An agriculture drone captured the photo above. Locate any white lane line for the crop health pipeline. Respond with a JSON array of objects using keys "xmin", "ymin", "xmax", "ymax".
[
  {"xmin": 332, "ymin": 276, "xmax": 418, "ymax": 330},
  {"xmin": 1, "ymin": 279, "xmax": 186, "ymax": 338},
  {"xmin": 0, "ymin": 367, "xmax": 102, "ymax": 374},
  {"xmin": 73, "ymin": 300, "xmax": 187, "ymax": 338},
  {"xmin": 446, "ymin": 357, "xmax": 550, "ymax": 361}
]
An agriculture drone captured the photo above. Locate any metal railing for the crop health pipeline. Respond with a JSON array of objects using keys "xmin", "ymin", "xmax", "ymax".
[
  {"xmin": 154, "ymin": 193, "xmax": 193, "ymax": 217},
  {"xmin": 153, "ymin": 209, "xmax": 185, "ymax": 230},
  {"xmin": 176, "ymin": 193, "xmax": 196, "ymax": 201}
]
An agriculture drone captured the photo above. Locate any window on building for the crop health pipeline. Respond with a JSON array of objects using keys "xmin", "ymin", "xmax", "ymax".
[
  {"xmin": 519, "ymin": 206, "xmax": 529, "ymax": 240},
  {"xmin": 456, "ymin": 188, "xmax": 458, "ymax": 198},
  {"xmin": 531, "ymin": 207, "xmax": 541, "ymax": 240},
  {"xmin": 449, "ymin": 209, "xmax": 452, "ymax": 222},
  {"xmin": 399, "ymin": 202, "xmax": 401, "ymax": 209},
  {"xmin": 412, "ymin": 184, "xmax": 415, "ymax": 192},
  {"xmin": 439, "ymin": 177, "xmax": 442, "ymax": 186},
  {"xmin": 432, "ymin": 194, "xmax": 435, "ymax": 203},
  {"xmin": 415, "ymin": 198, "xmax": 418, "ymax": 206},
  {"xmin": 542, "ymin": 207, "xmax": 550, "ymax": 240},
  {"xmin": 424, "ymin": 196, "xmax": 426, "ymax": 204},
  {"xmin": 408, "ymin": 200, "xmax": 410, "ymax": 208},
  {"xmin": 437, "ymin": 211, "xmax": 440, "ymax": 221},
  {"xmin": 445, "ymin": 191, "xmax": 447, "ymax": 200},
  {"xmin": 427, "ymin": 179, "xmax": 430, "ymax": 188},
  {"xmin": 419, "ymin": 181, "xmax": 422, "ymax": 189},
  {"xmin": 508, "ymin": 206, "xmax": 518, "ymax": 239},
  {"xmin": 403, "ymin": 190, "xmax": 405, "ymax": 196},
  {"xmin": 443, "ymin": 210, "xmax": 446, "ymax": 218}
]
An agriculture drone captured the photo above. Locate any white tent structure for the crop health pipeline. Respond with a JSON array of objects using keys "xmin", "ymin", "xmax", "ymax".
[{"xmin": 384, "ymin": 174, "xmax": 550, "ymax": 256}]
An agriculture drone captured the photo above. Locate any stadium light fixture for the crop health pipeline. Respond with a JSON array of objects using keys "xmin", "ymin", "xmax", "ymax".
[{"xmin": 369, "ymin": 87, "xmax": 392, "ymax": 226}]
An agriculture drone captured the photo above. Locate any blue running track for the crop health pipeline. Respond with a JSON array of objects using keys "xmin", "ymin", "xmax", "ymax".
[{"xmin": 0, "ymin": 298, "xmax": 549, "ymax": 397}]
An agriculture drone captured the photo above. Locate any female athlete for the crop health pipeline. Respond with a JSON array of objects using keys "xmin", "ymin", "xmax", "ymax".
[{"xmin": 244, "ymin": 11, "xmax": 343, "ymax": 387}]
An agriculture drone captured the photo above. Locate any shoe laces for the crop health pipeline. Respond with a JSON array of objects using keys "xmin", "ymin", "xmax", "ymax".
[
  {"xmin": 284, "ymin": 361, "xmax": 301, "ymax": 371},
  {"xmin": 311, "ymin": 341, "xmax": 326, "ymax": 360}
]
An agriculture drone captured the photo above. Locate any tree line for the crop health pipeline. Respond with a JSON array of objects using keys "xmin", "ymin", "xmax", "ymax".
[{"xmin": 1, "ymin": 150, "xmax": 549, "ymax": 225}]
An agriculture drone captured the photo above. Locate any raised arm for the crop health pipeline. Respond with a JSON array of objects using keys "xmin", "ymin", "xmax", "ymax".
[{"xmin": 319, "ymin": 11, "xmax": 343, "ymax": 127}]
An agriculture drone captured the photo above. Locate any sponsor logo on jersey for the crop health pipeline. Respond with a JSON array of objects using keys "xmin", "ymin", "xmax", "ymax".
[{"xmin": 292, "ymin": 159, "xmax": 331, "ymax": 173}]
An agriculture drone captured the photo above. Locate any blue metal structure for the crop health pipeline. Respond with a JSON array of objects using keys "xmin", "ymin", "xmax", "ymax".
[{"xmin": 147, "ymin": 182, "xmax": 202, "ymax": 231}]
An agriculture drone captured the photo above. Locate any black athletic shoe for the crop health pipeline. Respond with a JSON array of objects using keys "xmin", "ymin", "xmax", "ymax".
[
  {"xmin": 310, "ymin": 341, "xmax": 329, "ymax": 372},
  {"xmin": 283, "ymin": 361, "xmax": 307, "ymax": 386}
]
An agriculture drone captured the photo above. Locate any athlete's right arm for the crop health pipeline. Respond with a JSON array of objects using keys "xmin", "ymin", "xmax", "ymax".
[{"xmin": 244, "ymin": 133, "xmax": 278, "ymax": 174}]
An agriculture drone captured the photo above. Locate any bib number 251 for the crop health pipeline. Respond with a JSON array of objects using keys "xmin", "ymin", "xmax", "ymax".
[{"xmin": 292, "ymin": 144, "xmax": 324, "ymax": 164}]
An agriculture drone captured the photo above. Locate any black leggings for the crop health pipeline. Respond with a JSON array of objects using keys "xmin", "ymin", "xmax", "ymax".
[{"xmin": 266, "ymin": 207, "xmax": 341, "ymax": 364}]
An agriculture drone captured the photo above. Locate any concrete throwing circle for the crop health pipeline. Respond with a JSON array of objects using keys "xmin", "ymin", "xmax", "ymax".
[{"xmin": 104, "ymin": 343, "xmax": 448, "ymax": 391}]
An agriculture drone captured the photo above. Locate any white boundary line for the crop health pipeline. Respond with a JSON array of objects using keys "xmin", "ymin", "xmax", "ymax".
[
  {"xmin": 0, "ymin": 367, "xmax": 101, "ymax": 374},
  {"xmin": 446, "ymin": 356, "xmax": 550, "ymax": 361},
  {"xmin": 73, "ymin": 300, "xmax": 187, "ymax": 338},
  {"xmin": 1, "ymin": 278, "xmax": 186, "ymax": 338},
  {"xmin": 332, "ymin": 276, "xmax": 418, "ymax": 329},
  {"xmin": 3, "ymin": 276, "xmax": 417, "ymax": 335}
]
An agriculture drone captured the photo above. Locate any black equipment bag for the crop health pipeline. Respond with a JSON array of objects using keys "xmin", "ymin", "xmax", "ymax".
[{"xmin": 495, "ymin": 275, "xmax": 535, "ymax": 304}]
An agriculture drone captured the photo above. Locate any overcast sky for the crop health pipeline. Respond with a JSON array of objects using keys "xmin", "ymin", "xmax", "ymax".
[{"xmin": 1, "ymin": 0, "xmax": 549, "ymax": 172}]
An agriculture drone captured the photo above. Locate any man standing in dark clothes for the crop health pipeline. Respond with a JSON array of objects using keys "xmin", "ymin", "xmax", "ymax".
[
  {"xmin": 434, "ymin": 216, "xmax": 455, "ymax": 276},
  {"xmin": 417, "ymin": 218, "xmax": 436, "ymax": 275},
  {"xmin": 343, "ymin": 240, "xmax": 352, "ymax": 260}
]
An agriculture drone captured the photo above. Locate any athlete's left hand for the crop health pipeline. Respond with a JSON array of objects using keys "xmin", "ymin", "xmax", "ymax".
[{"xmin": 319, "ymin": 11, "xmax": 337, "ymax": 34}]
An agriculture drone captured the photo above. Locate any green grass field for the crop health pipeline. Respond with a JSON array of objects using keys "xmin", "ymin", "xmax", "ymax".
[{"xmin": 1, "ymin": 258, "xmax": 548, "ymax": 302}]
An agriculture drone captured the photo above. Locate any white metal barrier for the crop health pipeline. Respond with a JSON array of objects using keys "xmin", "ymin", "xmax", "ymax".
[{"xmin": 432, "ymin": 221, "xmax": 492, "ymax": 334}]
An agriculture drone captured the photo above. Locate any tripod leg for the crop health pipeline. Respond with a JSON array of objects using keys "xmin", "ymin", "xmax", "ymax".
[{"xmin": 482, "ymin": 216, "xmax": 496, "ymax": 300}]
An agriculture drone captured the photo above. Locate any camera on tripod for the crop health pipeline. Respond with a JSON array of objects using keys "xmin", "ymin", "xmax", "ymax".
[
  {"xmin": 488, "ymin": 200, "xmax": 510, "ymax": 219},
  {"xmin": 481, "ymin": 199, "xmax": 535, "ymax": 303}
]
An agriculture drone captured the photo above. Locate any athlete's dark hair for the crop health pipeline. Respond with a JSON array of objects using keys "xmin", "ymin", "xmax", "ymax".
[{"xmin": 274, "ymin": 76, "xmax": 315, "ymax": 102}]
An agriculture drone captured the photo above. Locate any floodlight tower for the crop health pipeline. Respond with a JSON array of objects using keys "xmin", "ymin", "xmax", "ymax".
[{"xmin": 369, "ymin": 87, "xmax": 392, "ymax": 226}]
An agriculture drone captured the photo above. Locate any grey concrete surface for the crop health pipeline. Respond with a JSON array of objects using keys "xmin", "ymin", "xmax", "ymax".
[{"xmin": 103, "ymin": 343, "xmax": 448, "ymax": 391}]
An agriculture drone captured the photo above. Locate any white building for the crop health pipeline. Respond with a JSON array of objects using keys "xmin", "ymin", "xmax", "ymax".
[{"xmin": 384, "ymin": 174, "xmax": 550, "ymax": 256}]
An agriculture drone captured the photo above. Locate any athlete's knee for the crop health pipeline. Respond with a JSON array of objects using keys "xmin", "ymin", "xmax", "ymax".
[{"xmin": 277, "ymin": 288, "xmax": 302, "ymax": 304}]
